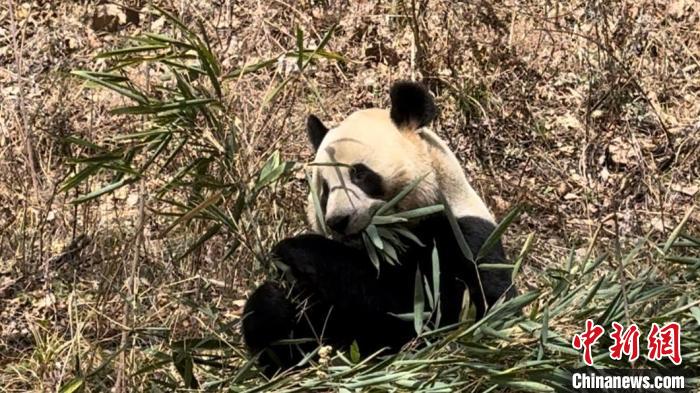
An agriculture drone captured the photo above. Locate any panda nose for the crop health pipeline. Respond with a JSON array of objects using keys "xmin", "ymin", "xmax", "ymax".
[{"xmin": 326, "ymin": 214, "xmax": 350, "ymax": 234}]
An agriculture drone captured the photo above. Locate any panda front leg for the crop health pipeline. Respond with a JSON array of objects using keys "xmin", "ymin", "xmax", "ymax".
[
  {"xmin": 241, "ymin": 281, "xmax": 300, "ymax": 376},
  {"xmin": 242, "ymin": 234, "xmax": 415, "ymax": 375},
  {"xmin": 271, "ymin": 234, "xmax": 417, "ymax": 352},
  {"xmin": 270, "ymin": 234, "xmax": 414, "ymax": 318}
]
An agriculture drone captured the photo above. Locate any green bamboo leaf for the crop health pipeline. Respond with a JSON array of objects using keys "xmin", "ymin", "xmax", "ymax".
[
  {"xmin": 498, "ymin": 381, "xmax": 554, "ymax": 393},
  {"xmin": 68, "ymin": 152, "xmax": 123, "ymax": 164},
  {"xmin": 71, "ymin": 70, "xmax": 148, "ymax": 104},
  {"xmin": 479, "ymin": 263, "xmax": 515, "ymax": 270},
  {"xmin": 366, "ymin": 224, "xmax": 384, "ymax": 250},
  {"xmin": 476, "ymin": 204, "xmax": 523, "ymax": 261},
  {"xmin": 538, "ymin": 306, "xmax": 549, "ymax": 360},
  {"xmin": 144, "ymin": 33, "xmax": 196, "ymax": 49},
  {"xmin": 58, "ymin": 378, "xmax": 84, "ymax": 393},
  {"xmin": 413, "ymin": 266, "xmax": 425, "ymax": 335},
  {"xmin": 262, "ymin": 77, "xmax": 291, "ymax": 106},
  {"xmin": 71, "ymin": 177, "xmax": 137, "ymax": 204},
  {"xmin": 176, "ymin": 223, "xmax": 222, "ymax": 261},
  {"xmin": 580, "ymin": 275, "xmax": 605, "ymax": 309},
  {"xmin": 162, "ymin": 59, "xmax": 206, "ymax": 75},
  {"xmin": 371, "ymin": 216, "xmax": 408, "ymax": 225},
  {"xmin": 582, "ymin": 253, "xmax": 608, "ymax": 275},
  {"xmin": 112, "ymin": 128, "xmax": 169, "ymax": 140},
  {"xmin": 362, "ymin": 233, "xmax": 381, "ymax": 272},
  {"xmin": 95, "ymin": 44, "xmax": 168, "ymax": 58},
  {"xmin": 295, "ymin": 25, "xmax": 304, "ymax": 70},
  {"xmin": 382, "ymin": 241, "xmax": 399, "ymax": 265},
  {"xmin": 680, "ymin": 233, "xmax": 700, "ymax": 246},
  {"xmin": 301, "ymin": 24, "xmax": 338, "ymax": 70},
  {"xmin": 255, "ymin": 151, "xmax": 290, "ymax": 192},
  {"xmin": 391, "ymin": 205, "xmax": 444, "ymax": 220},
  {"xmin": 663, "ymin": 207, "xmax": 695, "ymax": 253},
  {"xmin": 62, "ymin": 135, "xmax": 103, "ymax": 150},
  {"xmin": 690, "ymin": 307, "xmax": 700, "ymax": 324},
  {"xmin": 172, "ymin": 348, "xmax": 199, "ymax": 389},
  {"xmin": 375, "ymin": 174, "xmax": 428, "ymax": 216},
  {"xmin": 60, "ymin": 165, "xmax": 101, "ymax": 193},
  {"xmin": 441, "ymin": 200, "xmax": 490, "ymax": 319},
  {"xmin": 665, "ymin": 256, "xmax": 700, "ymax": 266},
  {"xmin": 160, "ymin": 191, "xmax": 222, "ymax": 237},
  {"xmin": 350, "ymin": 341, "xmax": 361, "ymax": 364},
  {"xmin": 73, "ymin": 70, "xmax": 129, "ymax": 82},
  {"xmin": 394, "ymin": 227, "xmax": 426, "ymax": 247},
  {"xmin": 306, "ymin": 170, "xmax": 328, "ymax": 236},
  {"xmin": 431, "ymin": 242, "xmax": 442, "ymax": 327},
  {"xmin": 110, "ymin": 98, "xmax": 215, "ymax": 115},
  {"xmin": 157, "ymin": 157, "xmax": 209, "ymax": 196},
  {"xmin": 513, "ymin": 232, "xmax": 534, "ymax": 281},
  {"xmin": 307, "ymin": 49, "xmax": 346, "ymax": 62},
  {"xmin": 224, "ymin": 57, "xmax": 278, "ymax": 79},
  {"xmin": 423, "ymin": 275, "xmax": 434, "ymax": 310}
]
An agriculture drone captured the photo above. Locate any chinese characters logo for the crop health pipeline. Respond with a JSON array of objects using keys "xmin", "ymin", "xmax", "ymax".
[{"xmin": 571, "ymin": 319, "xmax": 682, "ymax": 366}]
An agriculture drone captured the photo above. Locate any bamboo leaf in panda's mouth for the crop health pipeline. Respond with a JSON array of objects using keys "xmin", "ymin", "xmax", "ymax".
[{"xmin": 375, "ymin": 173, "xmax": 429, "ymax": 216}]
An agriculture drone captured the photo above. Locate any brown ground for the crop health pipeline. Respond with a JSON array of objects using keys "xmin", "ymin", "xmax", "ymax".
[{"xmin": 1, "ymin": 0, "xmax": 698, "ymax": 391}]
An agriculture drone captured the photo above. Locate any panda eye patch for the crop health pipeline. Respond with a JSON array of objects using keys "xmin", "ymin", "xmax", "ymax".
[
  {"xmin": 320, "ymin": 180, "xmax": 329, "ymax": 213},
  {"xmin": 350, "ymin": 164, "xmax": 383, "ymax": 198}
]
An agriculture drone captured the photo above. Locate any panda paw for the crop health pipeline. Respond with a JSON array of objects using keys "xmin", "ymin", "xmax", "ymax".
[{"xmin": 271, "ymin": 234, "xmax": 329, "ymax": 281}]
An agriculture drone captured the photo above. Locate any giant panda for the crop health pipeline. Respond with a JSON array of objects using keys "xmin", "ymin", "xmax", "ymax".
[{"xmin": 242, "ymin": 81, "xmax": 515, "ymax": 376}]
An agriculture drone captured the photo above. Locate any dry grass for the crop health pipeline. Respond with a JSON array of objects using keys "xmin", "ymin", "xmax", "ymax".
[{"xmin": 1, "ymin": 1, "xmax": 698, "ymax": 392}]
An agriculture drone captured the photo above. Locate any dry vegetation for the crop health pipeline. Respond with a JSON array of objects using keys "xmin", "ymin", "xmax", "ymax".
[{"xmin": 1, "ymin": 1, "xmax": 699, "ymax": 392}]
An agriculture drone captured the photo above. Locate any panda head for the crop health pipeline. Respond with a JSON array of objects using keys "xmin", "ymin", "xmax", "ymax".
[{"xmin": 305, "ymin": 81, "xmax": 450, "ymax": 237}]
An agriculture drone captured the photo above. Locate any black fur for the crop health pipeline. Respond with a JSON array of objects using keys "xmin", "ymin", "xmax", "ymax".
[
  {"xmin": 307, "ymin": 114, "xmax": 328, "ymax": 151},
  {"xmin": 242, "ymin": 213, "xmax": 515, "ymax": 376},
  {"xmin": 389, "ymin": 81, "xmax": 437, "ymax": 129},
  {"xmin": 350, "ymin": 164, "xmax": 384, "ymax": 198}
]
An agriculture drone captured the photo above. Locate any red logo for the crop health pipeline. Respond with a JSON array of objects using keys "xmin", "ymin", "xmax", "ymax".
[
  {"xmin": 572, "ymin": 319, "xmax": 605, "ymax": 366},
  {"xmin": 572, "ymin": 321, "xmax": 682, "ymax": 366},
  {"xmin": 647, "ymin": 322, "xmax": 682, "ymax": 365},
  {"xmin": 609, "ymin": 322, "xmax": 640, "ymax": 362}
]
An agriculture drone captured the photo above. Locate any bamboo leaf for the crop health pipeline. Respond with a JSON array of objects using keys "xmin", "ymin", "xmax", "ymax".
[
  {"xmin": 414, "ymin": 266, "xmax": 425, "ymax": 335},
  {"xmin": 110, "ymin": 98, "xmax": 215, "ymax": 115},
  {"xmin": 476, "ymin": 204, "xmax": 523, "ymax": 261},
  {"xmin": 176, "ymin": 223, "xmax": 222, "ymax": 261},
  {"xmin": 432, "ymin": 242, "xmax": 442, "ymax": 327},
  {"xmin": 71, "ymin": 177, "xmax": 137, "ymax": 204},
  {"xmin": 58, "ymin": 378, "xmax": 84, "ymax": 393},
  {"xmin": 513, "ymin": 232, "xmax": 534, "ymax": 281},
  {"xmin": 663, "ymin": 206, "xmax": 695, "ymax": 254},
  {"xmin": 60, "ymin": 165, "xmax": 101, "ymax": 193},
  {"xmin": 172, "ymin": 348, "xmax": 199, "ymax": 389},
  {"xmin": 375, "ymin": 174, "xmax": 428, "ymax": 216},
  {"xmin": 362, "ymin": 233, "xmax": 381, "ymax": 272},
  {"xmin": 350, "ymin": 341, "xmax": 361, "ymax": 364},
  {"xmin": 72, "ymin": 70, "xmax": 149, "ymax": 104},
  {"xmin": 160, "ymin": 191, "xmax": 222, "ymax": 237},
  {"xmin": 479, "ymin": 263, "xmax": 515, "ymax": 270},
  {"xmin": 295, "ymin": 25, "xmax": 304, "ymax": 70},
  {"xmin": 366, "ymin": 224, "xmax": 384, "ymax": 250},
  {"xmin": 306, "ymin": 169, "xmax": 328, "ymax": 236},
  {"xmin": 96, "ymin": 44, "xmax": 168, "ymax": 58}
]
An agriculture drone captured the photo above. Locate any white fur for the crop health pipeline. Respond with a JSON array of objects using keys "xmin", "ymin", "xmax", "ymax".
[{"xmin": 307, "ymin": 109, "xmax": 494, "ymax": 235}]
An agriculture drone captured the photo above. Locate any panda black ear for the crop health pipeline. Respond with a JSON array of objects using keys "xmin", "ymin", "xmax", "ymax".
[
  {"xmin": 389, "ymin": 81, "xmax": 437, "ymax": 130},
  {"xmin": 307, "ymin": 114, "xmax": 329, "ymax": 152}
]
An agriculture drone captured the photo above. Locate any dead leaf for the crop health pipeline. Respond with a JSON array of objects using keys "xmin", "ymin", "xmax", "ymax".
[
  {"xmin": 669, "ymin": 0, "xmax": 687, "ymax": 18},
  {"xmin": 92, "ymin": 4, "xmax": 127, "ymax": 32},
  {"xmin": 672, "ymin": 184, "xmax": 699, "ymax": 197},
  {"xmin": 607, "ymin": 137, "xmax": 636, "ymax": 166}
]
